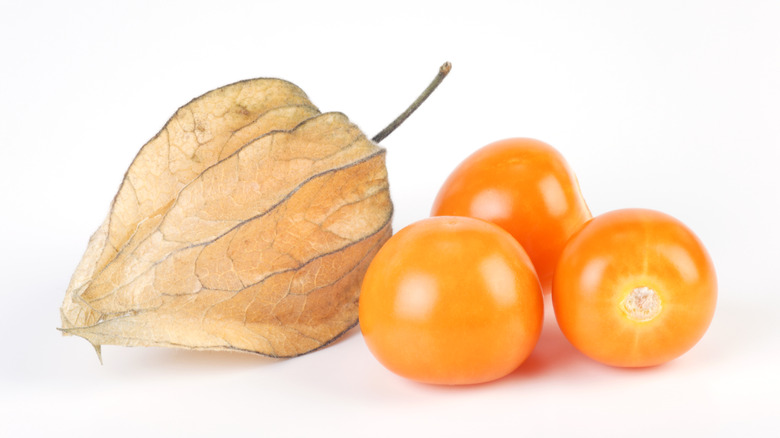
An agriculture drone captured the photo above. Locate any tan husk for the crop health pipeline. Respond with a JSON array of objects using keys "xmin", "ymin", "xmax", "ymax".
[{"xmin": 60, "ymin": 78, "xmax": 393, "ymax": 358}]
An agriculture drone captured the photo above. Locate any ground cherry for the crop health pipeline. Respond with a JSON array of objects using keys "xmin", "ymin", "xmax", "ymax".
[
  {"xmin": 359, "ymin": 216, "xmax": 543, "ymax": 385},
  {"xmin": 431, "ymin": 138, "xmax": 591, "ymax": 292},
  {"xmin": 552, "ymin": 208, "xmax": 717, "ymax": 367}
]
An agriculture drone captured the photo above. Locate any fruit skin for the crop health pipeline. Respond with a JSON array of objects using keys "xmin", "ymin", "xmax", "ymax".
[
  {"xmin": 431, "ymin": 138, "xmax": 591, "ymax": 292},
  {"xmin": 552, "ymin": 208, "xmax": 717, "ymax": 367},
  {"xmin": 359, "ymin": 216, "xmax": 544, "ymax": 385}
]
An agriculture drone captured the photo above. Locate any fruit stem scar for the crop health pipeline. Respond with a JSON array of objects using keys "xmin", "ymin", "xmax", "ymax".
[
  {"xmin": 621, "ymin": 287, "xmax": 662, "ymax": 322},
  {"xmin": 372, "ymin": 62, "xmax": 452, "ymax": 144}
]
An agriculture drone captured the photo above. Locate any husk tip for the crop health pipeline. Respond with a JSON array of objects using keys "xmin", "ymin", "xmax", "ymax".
[
  {"xmin": 57, "ymin": 326, "xmax": 104, "ymax": 365},
  {"xmin": 92, "ymin": 343, "xmax": 103, "ymax": 365}
]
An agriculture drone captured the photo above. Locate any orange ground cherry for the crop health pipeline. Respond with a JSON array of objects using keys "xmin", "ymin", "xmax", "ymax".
[
  {"xmin": 431, "ymin": 138, "xmax": 591, "ymax": 292},
  {"xmin": 359, "ymin": 216, "xmax": 544, "ymax": 385},
  {"xmin": 552, "ymin": 208, "xmax": 717, "ymax": 367}
]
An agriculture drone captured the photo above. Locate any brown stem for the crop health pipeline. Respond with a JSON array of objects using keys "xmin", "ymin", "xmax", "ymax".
[{"xmin": 372, "ymin": 62, "xmax": 452, "ymax": 143}]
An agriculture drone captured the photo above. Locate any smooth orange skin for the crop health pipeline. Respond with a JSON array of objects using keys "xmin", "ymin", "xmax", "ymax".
[
  {"xmin": 359, "ymin": 216, "xmax": 544, "ymax": 385},
  {"xmin": 431, "ymin": 138, "xmax": 591, "ymax": 292},
  {"xmin": 552, "ymin": 209, "xmax": 717, "ymax": 367}
]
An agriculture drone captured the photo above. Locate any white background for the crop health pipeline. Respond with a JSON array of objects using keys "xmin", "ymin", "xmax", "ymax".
[{"xmin": 1, "ymin": 1, "xmax": 778, "ymax": 436}]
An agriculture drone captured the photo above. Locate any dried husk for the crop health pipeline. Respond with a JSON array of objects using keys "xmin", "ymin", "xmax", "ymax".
[{"xmin": 60, "ymin": 78, "xmax": 393, "ymax": 358}]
